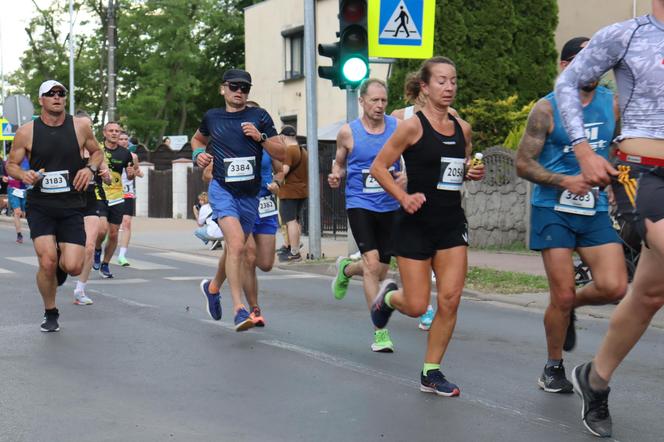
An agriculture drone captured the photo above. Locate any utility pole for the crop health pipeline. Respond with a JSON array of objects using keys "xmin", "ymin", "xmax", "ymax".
[
  {"xmin": 69, "ymin": 0, "xmax": 76, "ymax": 114},
  {"xmin": 304, "ymin": 0, "xmax": 321, "ymax": 259},
  {"xmin": 107, "ymin": 0, "xmax": 117, "ymax": 121}
]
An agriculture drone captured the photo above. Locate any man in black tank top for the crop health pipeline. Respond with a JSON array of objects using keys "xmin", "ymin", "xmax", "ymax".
[
  {"xmin": 370, "ymin": 57, "xmax": 485, "ymax": 397},
  {"xmin": 6, "ymin": 80, "xmax": 103, "ymax": 332}
]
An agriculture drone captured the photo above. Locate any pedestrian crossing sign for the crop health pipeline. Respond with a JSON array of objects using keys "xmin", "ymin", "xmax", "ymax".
[
  {"xmin": 368, "ymin": 0, "xmax": 435, "ymax": 59},
  {"xmin": 0, "ymin": 118, "xmax": 14, "ymax": 141}
]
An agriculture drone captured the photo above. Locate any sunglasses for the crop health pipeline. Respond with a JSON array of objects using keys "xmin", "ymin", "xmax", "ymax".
[
  {"xmin": 42, "ymin": 90, "xmax": 66, "ymax": 97},
  {"xmin": 226, "ymin": 82, "xmax": 251, "ymax": 94}
]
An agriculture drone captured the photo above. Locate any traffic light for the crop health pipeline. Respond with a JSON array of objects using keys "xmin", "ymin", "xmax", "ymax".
[
  {"xmin": 338, "ymin": 0, "xmax": 369, "ymax": 88},
  {"xmin": 317, "ymin": 0, "xmax": 369, "ymax": 90}
]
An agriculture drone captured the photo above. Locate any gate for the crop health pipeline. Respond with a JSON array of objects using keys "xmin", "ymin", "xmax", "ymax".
[
  {"xmin": 187, "ymin": 167, "xmax": 207, "ymax": 220},
  {"xmin": 148, "ymin": 169, "xmax": 172, "ymax": 218}
]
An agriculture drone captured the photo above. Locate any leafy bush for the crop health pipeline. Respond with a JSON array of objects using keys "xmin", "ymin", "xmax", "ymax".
[{"xmin": 461, "ymin": 96, "xmax": 534, "ymax": 151}]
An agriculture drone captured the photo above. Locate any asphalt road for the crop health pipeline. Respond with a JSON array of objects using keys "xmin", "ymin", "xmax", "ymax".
[{"xmin": 1, "ymin": 223, "xmax": 662, "ymax": 442}]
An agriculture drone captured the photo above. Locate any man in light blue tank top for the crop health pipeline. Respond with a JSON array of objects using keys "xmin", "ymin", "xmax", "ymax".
[
  {"xmin": 327, "ymin": 78, "xmax": 404, "ymax": 353},
  {"xmin": 516, "ymin": 38, "xmax": 627, "ymax": 398}
]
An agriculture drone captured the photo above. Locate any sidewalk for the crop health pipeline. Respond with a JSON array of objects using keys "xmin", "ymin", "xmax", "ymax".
[{"xmin": 2, "ymin": 215, "xmax": 662, "ymax": 328}]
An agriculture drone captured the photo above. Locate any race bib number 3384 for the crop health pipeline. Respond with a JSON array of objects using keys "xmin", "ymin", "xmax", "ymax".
[{"xmin": 224, "ymin": 157, "xmax": 256, "ymax": 183}]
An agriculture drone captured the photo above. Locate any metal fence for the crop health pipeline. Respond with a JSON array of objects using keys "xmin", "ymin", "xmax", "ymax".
[
  {"xmin": 148, "ymin": 169, "xmax": 172, "ymax": 218},
  {"xmin": 187, "ymin": 167, "xmax": 207, "ymax": 220}
]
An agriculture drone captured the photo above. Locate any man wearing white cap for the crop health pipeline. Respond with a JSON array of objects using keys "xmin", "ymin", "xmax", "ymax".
[{"xmin": 6, "ymin": 80, "xmax": 104, "ymax": 332}]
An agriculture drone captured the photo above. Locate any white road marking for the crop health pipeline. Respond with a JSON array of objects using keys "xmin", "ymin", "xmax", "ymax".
[
  {"xmin": 110, "ymin": 258, "xmax": 175, "ymax": 270},
  {"xmin": 6, "ymin": 256, "xmax": 38, "ymax": 266},
  {"xmin": 80, "ymin": 278, "xmax": 149, "ymax": 285},
  {"xmin": 149, "ymin": 252, "xmax": 219, "ymax": 267},
  {"xmin": 164, "ymin": 274, "xmax": 323, "ymax": 282},
  {"xmin": 0, "ymin": 267, "xmax": 14, "ymax": 274}
]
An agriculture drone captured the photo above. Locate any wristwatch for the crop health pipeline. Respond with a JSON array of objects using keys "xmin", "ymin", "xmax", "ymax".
[
  {"xmin": 86, "ymin": 164, "xmax": 98, "ymax": 173},
  {"xmin": 259, "ymin": 133, "xmax": 268, "ymax": 143}
]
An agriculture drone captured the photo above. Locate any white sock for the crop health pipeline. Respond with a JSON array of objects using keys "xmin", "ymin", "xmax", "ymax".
[
  {"xmin": 119, "ymin": 247, "xmax": 127, "ymax": 259},
  {"xmin": 75, "ymin": 280, "xmax": 86, "ymax": 293}
]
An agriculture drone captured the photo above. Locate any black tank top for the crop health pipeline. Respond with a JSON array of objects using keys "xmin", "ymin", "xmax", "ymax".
[
  {"xmin": 28, "ymin": 114, "xmax": 86, "ymax": 208},
  {"xmin": 403, "ymin": 111, "xmax": 466, "ymax": 212}
]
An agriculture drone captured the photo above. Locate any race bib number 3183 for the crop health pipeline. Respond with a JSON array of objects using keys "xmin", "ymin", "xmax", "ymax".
[{"xmin": 41, "ymin": 170, "xmax": 71, "ymax": 194}]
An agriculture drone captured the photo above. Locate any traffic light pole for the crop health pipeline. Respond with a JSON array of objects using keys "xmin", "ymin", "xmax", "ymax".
[
  {"xmin": 304, "ymin": 0, "xmax": 322, "ymax": 259},
  {"xmin": 346, "ymin": 87, "xmax": 359, "ymax": 255}
]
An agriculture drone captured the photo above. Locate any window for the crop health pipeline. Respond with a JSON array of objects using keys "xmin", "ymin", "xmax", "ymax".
[{"xmin": 282, "ymin": 26, "xmax": 304, "ymax": 81}]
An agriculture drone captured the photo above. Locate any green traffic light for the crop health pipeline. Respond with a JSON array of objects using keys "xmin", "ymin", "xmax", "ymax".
[{"xmin": 342, "ymin": 57, "xmax": 368, "ymax": 83}]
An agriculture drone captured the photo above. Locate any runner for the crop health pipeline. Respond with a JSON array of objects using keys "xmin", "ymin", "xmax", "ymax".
[
  {"xmin": 391, "ymin": 75, "xmax": 460, "ymax": 331},
  {"xmin": 328, "ymin": 78, "xmax": 404, "ymax": 352},
  {"xmin": 369, "ymin": 57, "xmax": 484, "ymax": 396},
  {"xmin": 555, "ymin": 3, "xmax": 664, "ymax": 437},
  {"xmin": 73, "ymin": 111, "xmax": 111, "ymax": 305},
  {"xmin": 193, "ymin": 68, "xmax": 285, "ymax": 331},
  {"xmin": 117, "ymin": 130, "xmax": 143, "ymax": 266},
  {"xmin": 5, "ymin": 154, "xmax": 29, "ymax": 243},
  {"xmin": 5, "ymin": 80, "xmax": 103, "ymax": 331},
  {"xmin": 516, "ymin": 37, "xmax": 627, "ymax": 396},
  {"xmin": 94, "ymin": 122, "xmax": 136, "ymax": 278}
]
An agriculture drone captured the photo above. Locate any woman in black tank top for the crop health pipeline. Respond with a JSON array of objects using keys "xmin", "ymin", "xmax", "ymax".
[{"xmin": 369, "ymin": 57, "xmax": 485, "ymax": 395}]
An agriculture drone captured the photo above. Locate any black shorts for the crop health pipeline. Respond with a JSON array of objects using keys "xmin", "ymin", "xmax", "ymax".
[
  {"xmin": 26, "ymin": 203, "xmax": 86, "ymax": 246},
  {"xmin": 612, "ymin": 158, "xmax": 664, "ymax": 247},
  {"xmin": 123, "ymin": 198, "xmax": 136, "ymax": 217},
  {"xmin": 280, "ymin": 198, "xmax": 306, "ymax": 224},
  {"xmin": 392, "ymin": 206, "xmax": 468, "ymax": 260},
  {"xmin": 347, "ymin": 208, "xmax": 396, "ymax": 264},
  {"xmin": 96, "ymin": 200, "xmax": 125, "ymax": 225},
  {"xmin": 83, "ymin": 191, "xmax": 98, "ymax": 217}
]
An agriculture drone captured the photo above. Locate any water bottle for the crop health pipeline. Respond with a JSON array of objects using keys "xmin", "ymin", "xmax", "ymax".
[
  {"xmin": 471, "ymin": 152, "xmax": 484, "ymax": 168},
  {"xmin": 25, "ymin": 169, "xmax": 45, "ymax": 190}
]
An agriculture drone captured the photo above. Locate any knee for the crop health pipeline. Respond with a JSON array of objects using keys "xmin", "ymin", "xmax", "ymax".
[
  {"xmin": 550, "ymin": 289, "xmax": 576, "ymax": 312},
  {"xmin": 226, "ymin": 240, "xmax": 245, "ymax": 257},
  {"xmin": 597, "ymin": 278, "xmax": 628, "ymax": 303},
  {"xmin": 256, "ymin": 257, "xmax": 274, "ymax": 272},
  {"xmin": 437, "ymin": 289, "xmax": 462, "ymax": 313},
  {"xmin": 64, "ymin": 261, "xmax": 84, "ymax": 276},
  {"xmin": 638, "ymin": 289, "xmax": 664, "ymax": 312},
  {"xmin": 108, "ymin": 229, "xmax": 119, "ymax": 241},
  {"xmin": 401, "ymin": 293, "xmax": 430, "ymax": 317},
  {"xmin": 245, "ymin": 250, "xmax": 257, "ymax": 268},
  {"xmin": 39, "ymin": 256, "xmax": 57, "ymax": 275},
  {"xmin": 364, "ymin": 260, "xmax": 383, "ymax": 278},
  {"xmin": 85, "ymin": 242, "xmax": 96, "ymax": 256}
]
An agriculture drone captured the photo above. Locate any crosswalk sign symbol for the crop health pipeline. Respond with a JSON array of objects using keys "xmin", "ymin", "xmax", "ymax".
[
  {"xmin": 379, "ymin": 0, "xmax": 422, "ymax": 45},
  {"xmin": 368, "ymin": 0, "xmax": 435, "ymax": 59},
  {"xmin": 0, "ymin": 118, "xmax": 15, "ymax": 141}
]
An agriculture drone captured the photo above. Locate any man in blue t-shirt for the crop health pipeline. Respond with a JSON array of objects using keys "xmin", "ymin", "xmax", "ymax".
[
  {"xmin": 192, "ymin": 69, "xmax": 285, "ymax": 332},
  {"xmin": 516, "ymin": 38, "xmax": 627, "ymax": 395}
]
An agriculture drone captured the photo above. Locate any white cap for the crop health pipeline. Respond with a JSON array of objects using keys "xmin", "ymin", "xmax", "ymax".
[{"xmin": 38, "ymin": 80, "xmax": 67, "ymax": 96}]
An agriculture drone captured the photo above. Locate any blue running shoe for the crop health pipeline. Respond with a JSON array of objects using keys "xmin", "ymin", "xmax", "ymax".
[
  {"xmin": 234, "ymin": 307, "xmax": 255, "ymax": 332},
  {"xmin": 93, "ymin": 249, "xmax": 102, "ymax": 270},
  {"xmin": 99, "ymin": 263, "xmax": 113, "ymax": 279},
  {"xmin": 200, "ymin": 279, "xmax": 221, "ymax": 320},
  {"xmin": 418, "ymin": 305, "xmax": 435, "ymax": 331},
  {"xmin": 420, "ymin": 369, "xmax": 460, "ymax": 397},
  {"xmin": 371, "ymin": 279, "xmax": 397, "ymax": 329}
]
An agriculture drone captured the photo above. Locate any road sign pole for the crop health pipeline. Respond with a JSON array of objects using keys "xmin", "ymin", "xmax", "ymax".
[
  {"xmin": 346, "ymin": 87, "xmax": 359, "ymax": 255},
  {"xmin": 15, "ymin": 96, "xmax": 21, "ymax": 127},
  {"xmin": 69, "ymin": 0, "xmax": 76, "ymax": 115},
  {"xmin": 304, "ymin": 0, "xmax": 321, "ymax": 259}
]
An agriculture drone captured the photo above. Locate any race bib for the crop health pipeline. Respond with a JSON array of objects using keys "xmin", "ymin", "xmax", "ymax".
[
  {"xmin": 123, "ymin": 182, "xmax": 135, "ymax": 196},
  {"xmin": 41, "ymin": 170, "xmax": 70, "ymax": 194},
  {"xmin": 224, "ymin": 157, "xmax": 256, "ymax": 183},
  {"xmin": 108, "ymin": 197, "xmax": 124, "ymax": 207},
  {"xmin": 554, "ymin": 187, "xmax": 599, "ymax": 216},
  {"xmin": 258, "ymin": 194, "xmax": 278, "ymax": 218},
  {"xmin": 11, "ymin": 188, "xmax": 25, "ymax": 198},
  {"xmin": 361, "ymin": 167, "xmax": 395, "ymax": 193},
  {"xmin": 437, "ymin": 157, "xmax": 465, "ymax": 191}
]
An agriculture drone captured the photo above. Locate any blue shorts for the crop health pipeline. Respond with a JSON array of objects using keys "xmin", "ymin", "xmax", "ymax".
[
  {"xmin": 208, "ymin": 179, "xmax": 258, "ymax": 234},
  {"xmin": 529, "ymin": 206, "xmax": 620, "ymax": 251},
  {"xmin": 8, "ymin": 190, "xmax": 26, "ymax": 212},
  {"xmin": 252, "ymin": 214, "xmax": 279, "ymax": 235}
]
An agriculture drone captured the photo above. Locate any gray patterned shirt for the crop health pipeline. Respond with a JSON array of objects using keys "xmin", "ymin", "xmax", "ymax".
[{"xmin": 555, "ymin": 14, "xmax": 664, "ymax": 145}]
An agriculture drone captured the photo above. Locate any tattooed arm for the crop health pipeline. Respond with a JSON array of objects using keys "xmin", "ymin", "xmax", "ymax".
[{"xmin": 516, "ymin": 99, "xmax": 590, "ymax": 195}]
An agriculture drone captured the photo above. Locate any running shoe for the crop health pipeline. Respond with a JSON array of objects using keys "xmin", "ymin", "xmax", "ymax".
[
  {"xmin": 200, "ymin": 279, "xmax": 221, "ymax": 320},
  {"xmin": 331, "ymin": 256, "xmax": 353, "ymax": 300},
  {"xmin": 99, "ymin": 263, "xmax": 113, "ymax": 279},
  {"xmin": 371, "ymin": 329, "xmax": 394, "ymax": 353},
  {"xmin": 56, "ymin": 248, "xmax": 67, "ymax": 287},
  {"xmin": 117, "ymin": 256, "xmax": 131, "ymax": 267},
  {"xmin": 40, "ymin": 309, "xmax": 60, "ymax": 332},
  {"xmin": 418, "ymin": 305, "xmax": 435, "ymax": 331},
  {"xmin": 93, "ymin": 249, "xmax": 102, "ymax": 270},
  {"xmin": 564, "ymin": 309, "xmax": 577, "ymax": 351},
  {"xmin": 16, "ymin": 232, "xmax": 23, "ymax": 244},
  {"xmin": 234, "ymin": 307, "xmax": 255, "ymax": 332},
  {"xmin": 285, "ymin": 252, "xmax": 302, "ymax": 262},
  {"xmin": 572, "ymin": 362, "xmax": 612, "ymax": 438},
  {"xmin": 370, "ymin": 279, "xmax": 397, "ymax": 329},
  {"xmin": 276, "ymin": 245, "xmax": 290, "ymax": 256},
  {"xmin": 74, "ymin": 291, "xmax": 94, "ymax": 306},
  {"xmin": 420, "ymin": 369, "xmax": 460, "ymax": 397},
  {"xmin": 538, "ymin": 363, "xmax": 573, "ymax": 394},
  {"xmin": 250, "ymin": 306, "xmax": 265, "ymax": 327}
]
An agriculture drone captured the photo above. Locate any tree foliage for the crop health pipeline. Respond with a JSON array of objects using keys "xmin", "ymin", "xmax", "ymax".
[
  {"xmin": 387, "ymin": 0, "xmax": 559, "ymax": 148},
  {"xmin": 9, "ymin": 0, "xmax": 252, "ymax": 146}
]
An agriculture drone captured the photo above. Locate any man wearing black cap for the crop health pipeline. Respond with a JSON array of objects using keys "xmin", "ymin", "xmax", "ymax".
[
  {"xmin": 192, "ymin": 69, "xmax": 285, "ymax": 332},
  {"xmin": 516, "ymin": 38, "xmax": 627, "ymax": 394},
  {"xmin": 6, "ymin": 80, "xmax": 104, "ymax": 332}
]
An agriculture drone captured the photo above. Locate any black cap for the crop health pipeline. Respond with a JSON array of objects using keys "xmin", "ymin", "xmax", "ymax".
[
  {"xmin": 561, "ymin": 37, "xmax": 590, "ymax": 62},
  {"xmin": 222, "ymin": 69, "xmax": 252, "ymax": 85},
  {"xmin": 280, "ymin": 125, "xmax": 296, "ymax": 137}
]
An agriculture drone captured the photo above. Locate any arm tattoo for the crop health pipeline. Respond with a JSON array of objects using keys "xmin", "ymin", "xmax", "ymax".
[{"xmin": 516, "ymin": 102, "xmax": 564, "ymax": 187}]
